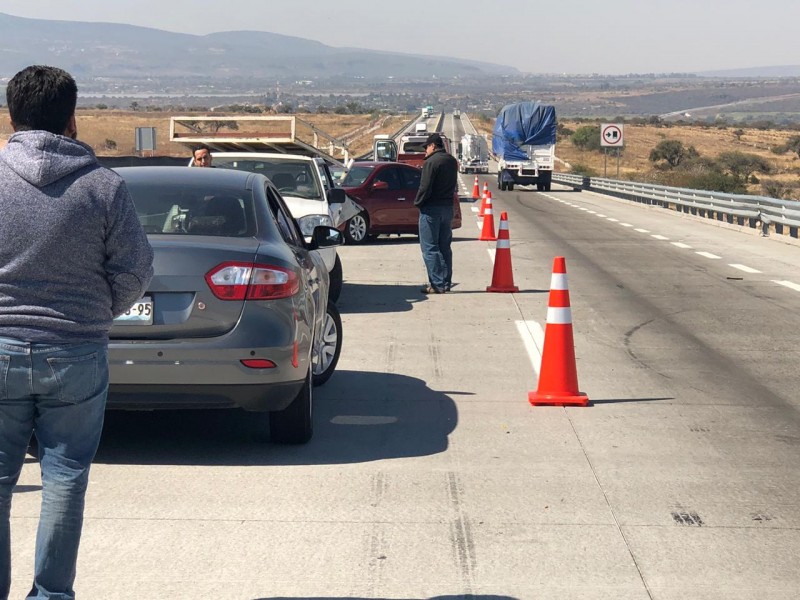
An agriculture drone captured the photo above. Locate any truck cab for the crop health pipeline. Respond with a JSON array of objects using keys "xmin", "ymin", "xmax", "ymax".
[{"xmin": 373, "ymin": 133, "xmax": 452, "ymax": 170}]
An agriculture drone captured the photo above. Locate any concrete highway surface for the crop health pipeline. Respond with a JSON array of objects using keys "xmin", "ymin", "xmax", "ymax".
[{"xmin": 8, "ymin": 122, "xmax": 800, "ymax": 598}]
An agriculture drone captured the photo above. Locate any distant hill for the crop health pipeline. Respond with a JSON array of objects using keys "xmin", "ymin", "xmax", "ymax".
[{"xmin": 0, "ymin": 13, "xmax": 518, "ymax": 82}]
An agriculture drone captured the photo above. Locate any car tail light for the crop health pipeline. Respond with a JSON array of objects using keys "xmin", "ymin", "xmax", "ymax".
[
  {"xmin": 205, "ymin": 262, "xmax": 300, "ymax": 300},
  {"xmin": 240, "ymin": 359, "xmax": 277, "ymax": 369}
]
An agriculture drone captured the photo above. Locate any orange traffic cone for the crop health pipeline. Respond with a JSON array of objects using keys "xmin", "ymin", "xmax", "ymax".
[
  {"xmin": 529, "ymin": 257, "xmax": 589, "ymax": 407},
  {"xmin": 479, "ymin": 193, "xmax": 497, "ymax": 241},
  {"xmin": 479, "ymin": 190, "xmax": 492, "ymax": 217},
  {"xmin": 471, "ymin": 176, "xmax": 480, "ymax": 200},
  {"xmin": 487, "ymin": 212, "xmax": 519, "ymax": 293}
]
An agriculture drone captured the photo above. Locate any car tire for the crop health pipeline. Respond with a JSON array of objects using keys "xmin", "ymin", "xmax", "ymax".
[
  {"xmin": 270, "ymin": 368, "xmax": 313, "ymax": 444},
  {"xmin": 344, "ymin": 212, "xmax": 370, "ymax": 245},
  {"xmin": 328, "ymin": 254, "xmax": 343, "ymax": 303},
  {"xmin": 312, "ymin": 301, "xmax": 342, "ymax": 386}
]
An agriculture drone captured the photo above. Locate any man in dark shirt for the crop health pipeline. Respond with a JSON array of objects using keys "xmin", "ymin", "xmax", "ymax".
[{"xmin": 414, "ymin": 133, "xmax": 458, "ymax": 294}]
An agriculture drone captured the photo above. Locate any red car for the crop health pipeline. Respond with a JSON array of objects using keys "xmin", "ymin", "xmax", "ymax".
[{"xmin": 340, "ymin": 161, "xmax": 462, "ymax": 244}]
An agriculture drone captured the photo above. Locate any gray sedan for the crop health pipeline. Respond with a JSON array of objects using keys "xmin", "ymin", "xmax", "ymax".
[{"xmin": 108, "ymin": 167, "xmax": 343, "ymax": 443}]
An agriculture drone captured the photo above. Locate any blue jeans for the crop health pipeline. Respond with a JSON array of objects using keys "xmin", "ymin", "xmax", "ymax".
[
  {"xmin": 0, "ymin": 338, "xmax": 108, "ymax": 600},
  {"xmin": 418, "ymin": 205, "xmax": 454, "ymax": 291}
]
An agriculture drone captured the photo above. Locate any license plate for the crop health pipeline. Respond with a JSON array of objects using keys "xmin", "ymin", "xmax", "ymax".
[{"xmin": 115, "ymin": 297, "xmax": 153, "ymax": 325}]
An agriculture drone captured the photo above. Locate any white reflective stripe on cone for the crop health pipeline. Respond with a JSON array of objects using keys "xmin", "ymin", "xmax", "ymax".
[
  {"xmin": 549, "ymin": 273, "xmax": 568, "ymax": 290},
  {"xmin": 546, "ymin": 307, "xmax": 572, "ymax": 324},
  {"xmin": 496, "ymin": 239, "xmax": 510, "ymax": 249}
]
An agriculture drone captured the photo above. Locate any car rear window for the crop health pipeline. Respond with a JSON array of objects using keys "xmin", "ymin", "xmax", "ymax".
[
  {"xmin": 213, "ymin": 158, "xmax": 323, "ymax": 201},
  {"xmin": 126, "ymin": 182, "xmax": 256, "ymax": 237}
]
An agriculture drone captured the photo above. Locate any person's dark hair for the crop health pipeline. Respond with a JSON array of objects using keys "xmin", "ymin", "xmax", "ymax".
[
  {"xmin": 192, "ymin": 144, "xmax": 211, "ymax": 157},
  {"xmin": 6, "ymin": 65, "xmax": 78, "ymax": 135}
]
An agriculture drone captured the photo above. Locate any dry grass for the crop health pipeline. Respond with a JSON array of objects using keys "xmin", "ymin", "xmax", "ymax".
[
  {"xmin": 0, "ymin": 110, "xmax": 408, "ymax": 160},
  {"xmin": 1, "ymin": 108, "xmax": 798, "ymax": 195}
]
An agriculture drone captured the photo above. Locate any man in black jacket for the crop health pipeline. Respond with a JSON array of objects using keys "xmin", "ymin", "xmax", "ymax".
[{"xmin": 414, "ymin": 133, "xmax": 458, "ymax": 294}]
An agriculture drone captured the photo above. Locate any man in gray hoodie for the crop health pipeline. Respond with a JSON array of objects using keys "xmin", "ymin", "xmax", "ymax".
[{"xmin": 0, "ymin": 65, "xmax": 153, "ymax": 600}]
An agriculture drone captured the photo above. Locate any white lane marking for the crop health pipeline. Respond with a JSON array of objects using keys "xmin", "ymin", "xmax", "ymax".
[
  {"xmin": 635, "ymin": 228, "xmax": 650, "ymax": 233},
  {"xmin": 597, "ymin": 214, "xmax": 607, "ymax": 218},
  {"xmin": 487, "ymin": 248, "xmax": 496, "ymax": 263},
  {"xmin": 515, "ymin": 320, "xmax": 544, "ymax": 376},
  {"xmin": 671, "ymin": 242, "xmax": 692, "ymax": 249},
  {"xmin": 607, "ymin": 217, "xmax": 619, "ymax": 222},
  {"xmin": 476, "ymin": 221, "xmax": 483, "ymax": 231},
  {"xmin": 730, "ymin": 264, "xmax": 761, "ymax": 274},
  {"xmin": 587, "ymin": 210, "xmax": 597, "ymax": 214},
  {"xmin": 579, "ymin": 207, "xmax": 590, "ymax": 211},
  {"xmin": 620, "ymin": 223, "xmax": 633, "ymax": 227},
  {"xmin": 651, "ymin": 234, "xmax": 670, "ymax": 240},
  {"xmin": 773, "ymin": 280, "xmax": 800, "ymax": 292},
  {"xmin": 696, "ymin": 251, "xmax": 721, "ymax": 259},
  {"xmin": 471, "ymin": 206, "xmax": 479, "ymax": 212}
]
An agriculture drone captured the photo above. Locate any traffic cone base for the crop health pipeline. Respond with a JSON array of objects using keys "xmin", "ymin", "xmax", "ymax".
[
  {"xmin": 487, "ymin": 211, "xmax": 518, "ymax": 292},
  {"xmin": 528, "ymin": 391, "xmax": 589, "ymax": 407}
]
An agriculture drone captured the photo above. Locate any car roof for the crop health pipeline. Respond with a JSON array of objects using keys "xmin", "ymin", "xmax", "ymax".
[
  {"xmin": 350, "ymin": 161, "xmax": 412, "ymax": 168},
  {"xmin": 209, "ymin": 152, "xmax": 315, "ymax": 163},
  {"xmin": 114, "ymin": 166, "xmax": 260, "ymax": 189}
]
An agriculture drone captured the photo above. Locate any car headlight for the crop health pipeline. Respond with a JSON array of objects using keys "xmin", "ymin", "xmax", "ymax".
[{"xmin": 297, "ymin": 214, "xmax": 333, "ymax": 237}]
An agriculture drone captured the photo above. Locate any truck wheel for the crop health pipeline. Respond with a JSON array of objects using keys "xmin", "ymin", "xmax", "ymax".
[
  {"xmin": 537, "ymin": 182, "xmax": 544, "ymax": 191},
  {"xmin": 545, "ymin": 182, "xmax": 551, "ymax": 191},
  {"xmin": 344, "ymin": 212, "xmax": 370, "ymax": 245},
  {"xmin": 497, "ymin": 178, "xmax": 505, "ymax": 192},
  {"xmin": 507, "ymin": 182, "xmax": 514, "ymax": 192},
  {"xmin": 328, "ymin": 254, "xmax": 343, "ymax": 303},
  {"xmin": 312, "ymin": 301, "xmax": 342, "ymax": 387},
  {"xmin": 270, "ymin": 368, "xmax": 313, "ymax": 444}
]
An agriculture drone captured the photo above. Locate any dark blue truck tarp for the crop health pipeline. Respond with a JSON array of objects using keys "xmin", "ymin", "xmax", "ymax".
[{"xmin": 492, "ymin": 102, "xmax": 557, "ymax": 162}]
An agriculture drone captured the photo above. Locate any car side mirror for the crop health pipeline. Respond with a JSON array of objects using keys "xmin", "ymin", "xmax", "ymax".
[
  {"xmin": 372, "ymin": 180, "xmax": 389, "ymax": 191},
  {"xmin": 327, "ymin": 187, "xmax": 345, "ymax": 204},
  {"xmin": 308, "ymin": 226, "xmax": 343, "ymax": 250}
]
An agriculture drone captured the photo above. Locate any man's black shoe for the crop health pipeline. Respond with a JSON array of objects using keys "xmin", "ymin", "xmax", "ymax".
[{"xmin": 420, "ymin": 285, "xmax": 444, "ymax": 294}]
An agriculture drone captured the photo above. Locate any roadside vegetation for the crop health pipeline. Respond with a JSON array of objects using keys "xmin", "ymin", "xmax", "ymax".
[{"xmin": 474, "ymin": 116, "xmax": 800, "ymax": 200}]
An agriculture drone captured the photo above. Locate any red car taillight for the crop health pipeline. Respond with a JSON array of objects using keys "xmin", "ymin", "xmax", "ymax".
[{"xmin": 205, "ymin": 262, "xmax": 300, "ymax": 300}]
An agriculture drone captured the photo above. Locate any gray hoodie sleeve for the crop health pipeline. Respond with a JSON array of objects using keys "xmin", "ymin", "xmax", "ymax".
[{"xmin": 105, "ymin": 182, "xmax": 154, "ymax": 317}]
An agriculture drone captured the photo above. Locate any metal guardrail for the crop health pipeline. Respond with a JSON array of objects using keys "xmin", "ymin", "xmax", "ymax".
[
  {"xmin": 433, "ymin": 111, "xmax": 445, "ymax": 133},
  {"xmin": 551, "ymin": 173, "xmax": 800, "ymax": 239}
]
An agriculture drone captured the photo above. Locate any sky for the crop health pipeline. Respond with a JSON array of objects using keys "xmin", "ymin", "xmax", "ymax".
[{"xmin": 2, "ymin": 0, "xmax": 799, "ymax": 75}]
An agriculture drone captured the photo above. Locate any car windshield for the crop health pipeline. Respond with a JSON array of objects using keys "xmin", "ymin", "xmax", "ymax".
[
  {"xmin": 213, "ymin": 158, "xmax": 323, "ymax": 200},
  {"xmin": 126, "ymin": 181, "xmax": 256, "ymax": 237},
  {"xmin": 341, "ymin": 165, "xmax": 375, "ymax": 187}
]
